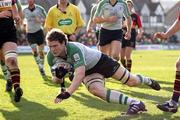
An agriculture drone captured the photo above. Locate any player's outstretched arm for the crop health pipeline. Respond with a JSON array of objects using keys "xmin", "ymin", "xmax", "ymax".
[
  {"xmin": 154, "ymin": 18, "xmax": 180, "ymax": 40},
  {"xmin": 54, "ymin": 66, "xmax": 85, "ymax": 103}
]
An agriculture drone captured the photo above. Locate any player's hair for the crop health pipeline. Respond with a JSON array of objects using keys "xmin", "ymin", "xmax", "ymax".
[
  {"xmin": 126, "ymin": 0, "xmax": 134, "ymax": 6},
  {"xmin": 46, "ymin": 28, "xmax": 68, "ymax": 45}
]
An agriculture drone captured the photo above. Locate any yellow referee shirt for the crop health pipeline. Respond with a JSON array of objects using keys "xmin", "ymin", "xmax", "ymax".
[{"xmin": 44, "ymin": 3, "xmax": 85, "ymax": 35}]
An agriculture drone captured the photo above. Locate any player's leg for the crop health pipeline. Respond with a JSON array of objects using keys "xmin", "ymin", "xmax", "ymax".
[
  {"xmin": 83, "ymin": 73, "xmax": 146, "ymax": 114},
  {"xmin": 2, "ymin": 42, "xmax": 23, "ymax": 102},
  {"xmin": 92, "ymin": 54, "xmax": 160, "ymax": 90},
  {"xmin": 157, "ymin": 57, "xmax": 180, "ymax": 113},
  {"xmin": 99, "ymin": 28, "xmax": 112, "ymax": 56},
  {"xmin": 27, "ymin": 33, "xmax": 41, "ymax": 68},
  {"xmin": 30, "ymin": 43, "xmax": 41, "ymax": 65},
  {"xmin": 124, "ymin": 29, "xmax": 136, "ymax": 72},
  {"xmin": 37, "ymin": 44, "xmax": 46, "ymax": 76},
  {"xmin": 0, "ymin": 58, "xmax": 9, "ymax": 80},
  {"xmin": 112, "ymin": 65, "xmax": 161, "ymax": 90},
  {"xmin": 110, "ymin": 40, "xmax": 121, "ymax": 61},
  {"xmin": 0, "ymin": 50, "xmax": 12, "ymax": 91},
  {"xmin": 121, "ymin": 37, "xmax": 127, "ymax": 68},
  {"xmin": 36, "ymin": 29, "xmax": 46, "ymax": 76},
  {"xmin": 114, "ymin": 66, "xmax": 161, "ymax": 90},
  {"xmin": 121, "ymin": 48, "xmax": 126, "ymax": 68},
  {"xmin": 99, "ymin": 45, "xmax": 110, "ymax": 56},
  {"xmin": 0, "ymin": 56, "xmax": 12, "ymax": 91},
  {"xmin": 125, "ymin": 47, "xmax": 133, "ymax": 72}
]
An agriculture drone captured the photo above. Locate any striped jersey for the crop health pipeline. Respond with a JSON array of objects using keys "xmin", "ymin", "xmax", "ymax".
[{"xmin": 47, "ymin": 42, "xmax": 102, "ymax": 71}]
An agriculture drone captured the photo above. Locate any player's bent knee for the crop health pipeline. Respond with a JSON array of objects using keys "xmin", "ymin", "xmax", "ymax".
[
  {"xmin": 83, "ymin": 73, "xmax": 105, "ymax": 96},
  {"xmin": 88, "ymin": 84, "xmax": 102, "ymax": 95}
]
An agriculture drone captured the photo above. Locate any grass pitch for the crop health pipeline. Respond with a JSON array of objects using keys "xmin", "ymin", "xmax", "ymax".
[{"xmin": 0, "ymin": 50, "xmax": 180, "ymax": 120}]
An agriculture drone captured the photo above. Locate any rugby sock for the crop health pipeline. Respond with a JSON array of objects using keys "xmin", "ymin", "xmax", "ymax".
[
  {"xmin": 9, "ymin": 68, "xmax": 20, "ymax": 89},
  {"xmin": 121, "ymin": 59, "xmax": 126, "ymax": 68},
  {"xmin": 172, "ymin": 71, "xmax": 180, "ymax": 103},
  {"xmin": 106, "ymin": 89, "xmax": 138, "ymax": 105},
  {"xmin": 39, "ymin": 58, "xmax": 44, "ymax": 66},
  {"xmin": 126, "ymin": 59, "xmax": 132, "ymax": 72},
  {"xmin": 39, "ymin": 48, "xmax": 45, "ymax": 66},
  {"xmin": 136, "ymin": 74, "xmax": 152, "ymax": 85},
  {"xmin": 34, "ymin": 55, "xmax": 41, "ymax": 65},
  {"xmin": 39, "ymin": 54, "xmax": 45, "ymax": 68}
]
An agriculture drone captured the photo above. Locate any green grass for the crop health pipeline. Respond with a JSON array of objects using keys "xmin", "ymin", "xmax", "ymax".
[{"xmin": 0, "ymin": 50, "xmax": 180, "ymax": 120}]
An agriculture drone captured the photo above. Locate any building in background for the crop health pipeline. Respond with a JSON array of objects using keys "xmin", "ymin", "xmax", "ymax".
[{"xmin": 20, "ymin": 0, "xmax": 179, "ymax": 41}]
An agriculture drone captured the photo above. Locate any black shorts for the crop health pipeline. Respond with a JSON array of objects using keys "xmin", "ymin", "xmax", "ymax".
[
  {"xmin": 122, "ymin": 28, "xmax": 136, "ymax": 48},
  {"xmin": 99, "ymin": 28, "xmax": 123, "ymax": 46},
  {"xmin": 85, "ymin": 54, "xmax": 120, "ymax": 78},
  {"xmin": 27, "ymin": 29, "xmax": 45, "ymax": 45},
  {"xmin": 0, "ymin": 18, "xmax": 17, "ymax": 48}
]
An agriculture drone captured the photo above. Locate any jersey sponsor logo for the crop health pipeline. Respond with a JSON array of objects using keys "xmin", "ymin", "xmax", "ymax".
[
  {"xmin": 73, "ymin": 53, "xmax": 80, "ymax": 62},
  {"xmin": 58, "ymin": 19, "xmax": 72, "ymax": 26}
]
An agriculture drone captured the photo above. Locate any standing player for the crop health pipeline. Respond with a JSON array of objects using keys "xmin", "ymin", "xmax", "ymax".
[
  {"xmin": 0, "ymin": 0, "xmax": 23, "ymax": 92},
  {"xmin": 44, "ymin": 0, "xmax": 85, "ymax": 41},
  {"xmin": 121, "ymin": 0, "xmax": 143, "ymax": 72},
  {"xmin": 44, "ymin": 0, "xmax": 85, "ymax": 91},
  {"xmin": 93, "ymin": 0, "xmax": 131, "ymax": 61},
  {"xmin": 0, "ymin": 0, "xmax": 23, "ymax": 102},
  {"xmin": 46, "ymin": 28, "xmax": 161, "ymax": 115},
  {"xmin": 154, "ymin": 11, "xmax": 180, "ymax": 113},
  {"xmin": 23, "ymin": 0, "xmax": 47, "ymax": 76}
]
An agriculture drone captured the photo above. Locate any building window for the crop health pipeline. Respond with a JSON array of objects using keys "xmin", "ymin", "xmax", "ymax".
[
  {"xmin": 157, "ymin": 15, "xmax": 162, "ymax": 23},
  {"xmin": 143, "ymin": 15, "xmax": 149, "ymax": 23}
]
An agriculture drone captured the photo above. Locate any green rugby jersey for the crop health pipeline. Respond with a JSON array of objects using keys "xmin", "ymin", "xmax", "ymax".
[{"xmin": 47, "ymin": 42, "xmax": 102, "ymax": 71}]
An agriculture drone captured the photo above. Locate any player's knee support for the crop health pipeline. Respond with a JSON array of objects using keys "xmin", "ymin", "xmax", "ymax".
[
  {"xmin": 119, "ymin": 68, "xmax": 130, "ymax": 84},
  {"xmin": 84, "ymin": 78, "xmax": 104, "ymax": 91},
  {"xmin": 4, "ymin": 50, "xmax": 17, "ymax": 65}
]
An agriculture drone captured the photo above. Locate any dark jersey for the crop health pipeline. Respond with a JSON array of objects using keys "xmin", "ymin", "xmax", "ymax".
[
  {"xmin": 179, "ymin": 11, "xmax": 180, "ymax": 21},
  {"xmin": 131, "ymin": 13, "xmax": 142, "ymax": 29},
  {"xmin": 122, "ymin": 12, "xmax": 142, "ymax": 31}
]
